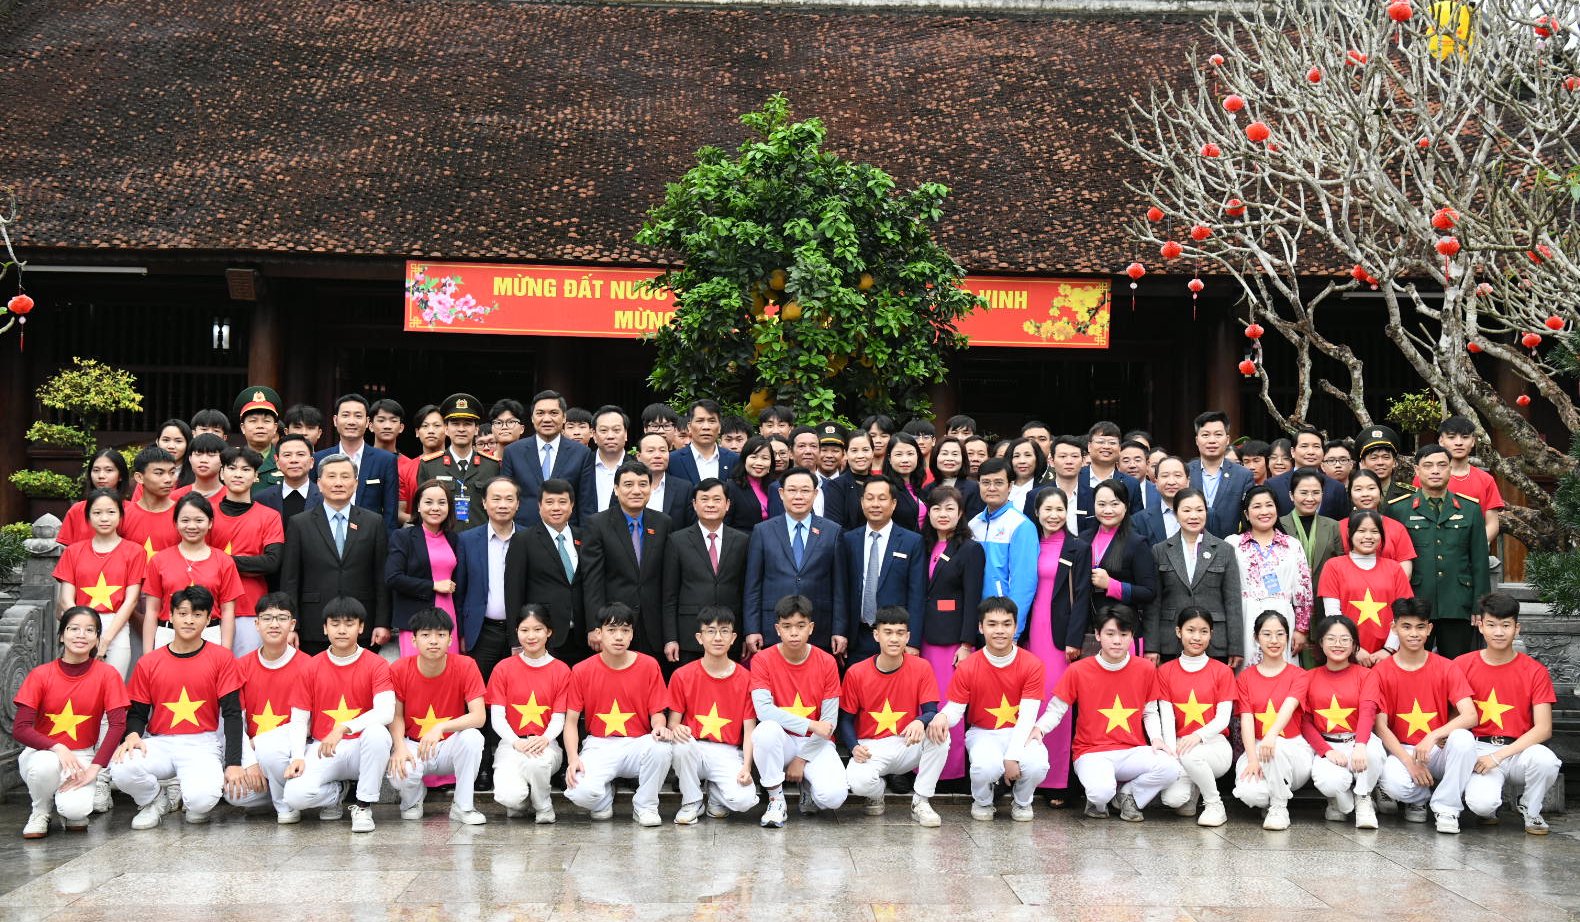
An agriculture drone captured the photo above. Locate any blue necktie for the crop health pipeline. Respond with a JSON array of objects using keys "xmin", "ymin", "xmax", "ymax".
[
  {"xmin": 541, "ymin": 442, "xmax": 554, "ymax": 481},
  {"xmin": 556, "ymin": 533, "xmax": 575, "ymax": 583},
  {"xmin": 792, "ymin": 522, "xmax": 806, "ymax": 569},
  {"xmin": 629, "ymin": 518, "xmax": 642, "ymax": 564},
  {"xmin": 332, "ymin": 511, "xmax": 347, "ymax": 556}
]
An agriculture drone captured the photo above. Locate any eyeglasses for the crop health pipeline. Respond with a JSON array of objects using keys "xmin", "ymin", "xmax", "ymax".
[
  {"xmin": 1322, "ymin": 458, "xmax": 1354, "ymax": 468},
  {"xmin": 256, "ymin": 615, "xmax": 294, "ymax": 625},
  {"xmin": 698, "ymin": 627, "xmax": 735, "ymax": 638},
  {"xmin": 493, "ymin": 418, "xmax": 523, "ymax": 429}
]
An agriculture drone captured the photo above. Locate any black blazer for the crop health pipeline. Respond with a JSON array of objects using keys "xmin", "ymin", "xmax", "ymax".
[
  {"xmin": 923, "ymin": 478, "xmax": 984, "ymax": 522},
  {"xmin": 385, "ymin": 525, "xmax": 459, "ymax": 632},
  {"xmin": 505, "ymin": 523, "xmax": 582, "ymax": 652},
  {"xmin": 256, "ymin": 482, "xmax": 321, "ymax": 518},
  {"xmin": 923, "ymin": 536, "xmax": 985, "ymax": 647},
  {"xmin": 891, "ymin": 481, "xmax": 926, "ymax": 535},
  {"xmin": 1078, "ymin": 521, "xmax": 1158, "ymax": 630},
  {"xmin": 661, "ymin": 523, "xmax": 749, "ymax": 653},
  {"xmin": 814, "ymin": 472, "xmax": 850, "ymax": 528},
  {"xmin": 654, "ymin": 474, "xmax": 696, "ymax": 530},
  {"xmin": 1148, "ymin": 531, "xmax": 1242, "ymax": 659},
  {"xmin": 1026, "ymin": 534, "xmax": 1094, "ymax": 651},
  {"xmin": 724, "ymin": 479, "xmax": 779, "ymax": 532},
  {"xmin": 580, "ymin": 505, "xmax": 672, "ymax": 656},
  {"xmin": 280, "ymin": 503, "xmax": 391, "ymax": 648}
]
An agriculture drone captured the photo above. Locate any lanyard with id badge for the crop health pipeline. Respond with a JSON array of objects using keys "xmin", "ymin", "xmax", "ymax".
[{"xmin": 1256, "ymin": 540, "xmax": 1283, "ymax": 596}]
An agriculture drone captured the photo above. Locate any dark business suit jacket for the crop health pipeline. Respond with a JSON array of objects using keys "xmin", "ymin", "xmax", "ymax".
[
  {"xmin": 814, "ymin": 472, "xmax": 851, "ymax": 529},
  {"xmin": 841, "ymin": 523, "xmax": 927, "ymax": 639},
  {"xmin": 1148, "ymin": 531, "xmax": 1242, "ymax": 659},
  {"xmin": 1079, "ymin": 521, "xmax": 1158, "ymax": 632},
  {"xmin": 743, "ymin": 513, "xmax": 847, "ymax": 650},
  {"xmin": 923, "ymin": 536, "xmax": 985, "ymax": 647},
  {"xmin": 504, "ymin": 523, "xmax": 583, "ymax": 652},
  {"xmin": 255, "ymin": 482, "xmax": 321, "ymax": 518},
  {"xmin": 501, "ymin": 434, "xmax": 593, "ymax": 526},
  {"xmin": 580, "ymin": 505, "xmax": 672, "ymax": 656},
  {"xmin": 1025, "ymin": 534, "xmax": 1094, "ymax": 652},
  {"xmin": 385, "ymin": 525, "xmax": 460, "ymax": 633},
  {"xmin": 654, "ymin": 474, "xmax": 696, "ymax": 530},
  {"xmin": 450, "ymin": 522, "xmax": 514, "ymax": 653},
  {"xmin": 313, "ymin": 445, "xmax": 400, "ymax": 531},
  {"xmin": 668, "ymin": 445, "xmax": 739, "ymax": 486},
  {"xmin": 1267, "ymin": 472, "xmax": 1352, "ymax": 521},
  {"xmin": 280, "ymin": 502, "xmax": 391, "ymax": 648},
  {"xmin": 724, "ymin": 479, "xmax": 780, "ymax": 532},
  {"xmin": 661, "ymin": 523, "xmax": 748, "ymax": 653},
  {"xmin": 891, "ymin": 482, "xmax": 927, "ymax": 536},
  {"xmin": 1076, "ymin": 467, "xmax": 1144, "ymax": 525},
  {"xmin": 1187, "ymin": 459, "xmax": 1257, "ymax": 539}
]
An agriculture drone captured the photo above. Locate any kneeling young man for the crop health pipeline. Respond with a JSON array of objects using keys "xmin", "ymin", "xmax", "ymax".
[
  {"xmin": 226, "ymin": 593, "xmax": 313, "ymax": 823},
  {"xmin": 112, "ymin": 587, "xmax": 244, "ymax": 829},
  {"xmin": 926, "ymin": 597, "xmax": 1047, "ymax": 822},
  {"xmin": 1457, "ymin": 592, "xmax": 1562, "ymax": 834},
  {"xmin": 488, "ymin": 604, "xmax": 571, "ymax": 823},
  {"xmin": 667, "ymin": 606, "xmax": 760, "ymax": 825},
  {"xmin": 1367, "ymin": 598, "xmax": 1478, "ymax": 834},
  {"xmin": 1036, "ymin": 604, "xmax": 1178, "ymax": 821},
  {"xmin": 388, "ymin": 607, "xmax": 488, "ymax": 825},
  {"xmin": 841, "ymin": 606, "xmax": 946, "ymax": 827},
  {"xmin": 564, "ymin": 603, "xmax": 674, "ymax": 827},
  {"xmin": 750, "ymin": 595, "xmax": 847, "ymax": 828},
  {"xmin": 281, "ymin": 597, "xmax": 394, "ymax": 833}
]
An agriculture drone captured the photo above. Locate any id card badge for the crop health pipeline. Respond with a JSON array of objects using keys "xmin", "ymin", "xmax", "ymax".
[
  {"xmin": 1261, "ymin": 570, "xmax": 1282, "ymax": 596},
  {"xmin": 454, "ymin": 487, "xmax": 471, "ymax": 523}
]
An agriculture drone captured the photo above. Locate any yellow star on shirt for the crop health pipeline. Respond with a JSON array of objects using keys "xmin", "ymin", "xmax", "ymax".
[
  {"xmin": 163, "ymin": 687, "xmax": 206, "ymax": 728},
  {"xmin": 1397, "ymin": 699, "xmax": 1439, "ymax": 737},
  {"xmin": 322, "ymin": 695, "xmax": 362, "ymax": 730},
  {"xmin": 1254, "ymin": 700, "xmax": 1281, "ymax": 738},
  {"xmin": 597, "ymin": 698, "xmax": 635, "ymax": 736},
  {"xmin": 143, "ymin": 537, "xmax": 156, "ymax": 561},
  {"xmin": 782, "ymin": 694, "xmax": 817, "ymax": 721},
  {"xmin": 1174, "ymin": 690, "xmax": 1213, "ymax": 731},
  {"xmin": 410, "ymin": 705, "xmax": 448, "ymax": 739},
  {"xmin": 985, "ymin": 694, "xmax": 1020, "ymax": 729},
  {"xmin": 250, "ymin": 700, "xmax": 288, "ymax": 735},
  {"xmin": 223, "ymin": 541, "xmax": 233, "ymax": 555},
  {"xmin": 868, "ymin": 699, "xmax": 908, "ymax": 737},
  {"xmin": 512, "ymin": 692, "xmax": 549, "ymax": 732},
  {"xmin": 46, "ymin": 699, "xmax": 93, "ymax": 740},
  {"xmin": 1315, "ymin": 694, "xmax": 1356, "ymax": 733},
  {"xmin": 80, "ymin": 573, "xmax": 122, "ymax": 611},
  {"xmin": 694, "ymin": 703, "xmax": 733, "ymax": 741},
  {"xmin": 1475, "ymin": 688, "xmax": 1515, "ymax": 729},
  {"xmin": 1098, "ymin": 695, "xmax": 1139, "ymax": 734},
  {"xmin": 1348, "ymin": 589, "xmax": 1388, "ymax": 628}
]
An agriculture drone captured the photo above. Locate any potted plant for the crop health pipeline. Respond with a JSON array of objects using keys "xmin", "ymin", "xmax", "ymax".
[{"xmin": 10, "ymin": 357, "xmax": 142, "ymax": 520}]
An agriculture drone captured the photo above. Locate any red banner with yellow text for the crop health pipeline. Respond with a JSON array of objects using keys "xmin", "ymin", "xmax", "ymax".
[{"xmin": 404, "ymin": 261, "xmax": 1109, "ymax": 349}]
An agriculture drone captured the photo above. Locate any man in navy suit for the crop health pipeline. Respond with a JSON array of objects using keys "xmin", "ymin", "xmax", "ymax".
[
  {"xmin": 743, "ymin": 467, "xmax": 847, "ymax": 656},
  {"xmin": 451, "ymin": 475, "xmax": 523, "ymax": 790},
  {"xmin": 636, "ymin": 432, "xmax": 696, "ymax": 528},
  {"xmin": 1077, "ymin": 421, "xmax": 1144, "ymax": 535},
  {"xmin": 500, "ymin": 389, "xmax": 593, "ymax": 526},
  {"xmin": 841, "ymin": 476, "xmax": 926, "ymax": 661},
  {"xmin": 1263, "ymin": 426, "xmax": 1350, "ymax": 519},
  {"xmin": 668, "ymin": 399, "xmax": 737, "ymax": 486},
  {"xmin": 254, "ymin": 433, "xmax": 320, "ymax": 524},
  {"xmin": 312, "ymin": 394, "xmax": 399, "ymax": 530},
  {"xmin": 1186, "ymin": 410, "xmax": 1256, "ymax": 538}
]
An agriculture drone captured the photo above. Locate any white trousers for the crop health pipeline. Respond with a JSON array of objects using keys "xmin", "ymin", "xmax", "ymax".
[
  {"xmin": 390, "ymin": 729, "xmax": 484, "ymax": 812},
  {"xmin": 101, "ymin": 628, "xmax": 133, "ymax": 680},
  {"xmin": 20, "ymin": 747, "xmax": 98, "ymax": 821},
  {"xmin": 1380, "ymin": 729, "xmax": 1476, "ymax": 817},
  {"xmin": 231, "ymin": 618, "xmax": 262, "ymax": 659},
  {"xmin": 1161, "ymin": 734, "xmax": 1233, "ymax": 808},
  {"xmin": 1075, "ymin": 746, "xmax": 1181, "ymax": 809},
  {"xmin": 750, "ymin": 722, "xmax": 848, "ymax": 810},
  {"xmin": 282, "ymin": 724, "xmax": 394, "ymax": 810},
  {"xmin": 1309, "ymin": 737, "xmax": 1386, "ymax": 812},
  {"xmin": 1233, "ymin": 736, "xmax": 1314, "ymax": 809},
  {"xmin": 846, "ymin": 735, "xmax": 949, "ymax": 800},
  {"xmin": 1463, "ymin": 741, "xmax": 1562, "ymax": 820},
  {"xmin": 111, "ymin": 731, "xmax": 224, "ymax": 814},
  {"xmin": 565, "ymin": 735, "xmax": 673, "ymax": 813},
  {"xmin": 964, "ymin": 726, "xmax": 1050, "ymax": 809},
  {"xmin": 672, "ymin": 738, "xmax": 760, "ymax": 813},
  {"xmin": 224, "ymin": 727, "xmax": 295, "ymax": 813},
  {"xmin": 494, "ymin": 741, "xmax": 563, "ymax": 813}
]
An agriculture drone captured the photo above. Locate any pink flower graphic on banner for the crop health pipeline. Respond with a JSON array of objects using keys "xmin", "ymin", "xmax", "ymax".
[{"xmin": 405, "ymin": 265, "xmax": 497, "ymax": 328}]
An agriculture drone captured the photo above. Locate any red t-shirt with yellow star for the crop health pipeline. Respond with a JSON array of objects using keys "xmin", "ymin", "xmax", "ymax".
[
  {"xmin": 306, "ymin": 648, "xmax": 394, "ymax": 741},
  {"xmin": 235, "ymin": 647, "xmax": 314, "ymax": 739},
  {"xmin": 207, "ymin": 502, "xmax": 285, "ymax": 617},
  {"xmin": 1151, "ymin": 658, "xmax": 1235, "ymax": 738},
  {"xmin": 143, "ymin": 547, "xmax": 245, "ymax": 623},
  {"xmin": 486, "ymin": 654, "xmax": 572, "ymax": 738},
  {"xmin": 1362, "ymin": 653, "xmax": 1473, "ymax": 746},
  {"xmin": 749, "ymin": 644, "xmax": 842, "ymax": 737},
  {"xmin": 120, "ymin": 501, "xmax": 181, "ymax": 564},
  {"xmin": 1316, "ymin": 556, "xmax": 1414, "ymax": 653},
  {"xmin": 567, "ymin": 653, "xmax": 667, "ymax": 738},
  {"xmin": 1338, "ymin": 515, "xmax": 1417, "ymax": 565},
  {"xmin": 840, "ymin": 655, "xmax": 940, "ymax": 741},
  {"xmin": 946, "ymin": 648, "xmax": 1045, "ymax": 732},
  {"xmin": 1052, "ymin": 655, "xmax": 1156, "ymax": 758},
  {"xmin": 1236, "ymin": 663, "xmax": 1310, "ymax": 741},
  {"xmin": 128, "ymin": 642, "xmax": 244, "ymax": 736},
  {"xmin": 57, "ymin": 498, "xmax": 131, "ymax": 547},
  {"xmin": 668, "ymin": 659, "xmax": 755, "ymax": 747},
  {"xmin": 1454, "ymin": 651, "xmax": 1556, "ymax": 740},
  {"xmin": 14, "ymin": 659, "xmax": 129, "ymax": 749},
  {"xmin": 1302, "ymin": 663, "xmax": 1374, "ymax": 748},
  {"xmin": 390, "ymin": 653, "xmax": 486, "ymax": 742},
  {"xmin": 53, "ymin": 538, "xmax": 146, "ymax": 615}
]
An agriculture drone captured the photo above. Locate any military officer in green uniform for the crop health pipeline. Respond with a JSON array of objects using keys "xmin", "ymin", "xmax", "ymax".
[
  {"xmin": 1357, "ymin": 424, "xmax": 1414, "ymax": 504},
  {"xmin": 416, "ymin": 392, "xmax": 500, "ymax": 530},
  {"xmin": 1387, "ymin": 442, "xmax": 1490, "ymax": 658},
  {"xmin": 234, "ymin": 385, "xmax": 283, "ymax": 495}
]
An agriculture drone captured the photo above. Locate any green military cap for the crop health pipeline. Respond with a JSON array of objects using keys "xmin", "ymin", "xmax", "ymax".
[
  {"xmin": 441, "ymin": 392, "xmax": 483, "ymax": 421},
  {"xmin": 233, "ymin": 385, "xmax": 282, "ymax": 420}
]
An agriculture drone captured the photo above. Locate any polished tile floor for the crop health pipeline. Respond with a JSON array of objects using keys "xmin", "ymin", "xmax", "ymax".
[{"xmin": 1, "ymin": 794, "xmax": 1575, "ymax": 922}]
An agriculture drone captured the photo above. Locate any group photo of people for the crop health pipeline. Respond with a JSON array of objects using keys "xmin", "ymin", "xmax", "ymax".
[{"xmin": 16, "ymin": 384, "xmax": 1560, "ymax": 843}]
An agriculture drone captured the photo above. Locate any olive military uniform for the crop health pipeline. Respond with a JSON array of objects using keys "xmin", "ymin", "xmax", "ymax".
[{"xmin": 1386, "ymin": 489, "xmax": 1490, "ymax": 658}]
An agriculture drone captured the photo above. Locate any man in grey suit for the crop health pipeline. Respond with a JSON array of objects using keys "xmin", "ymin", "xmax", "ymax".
[
  {"xmin": 743, "ymin": 467, "xmax": 847, "ymax": 656},
  {"xmin": 280, "ymin": 454, "xmax": 391, "ymax": 653},
  {"xmin": 662, "ymin": 478, "xmax": 748, "ymax": 666}
]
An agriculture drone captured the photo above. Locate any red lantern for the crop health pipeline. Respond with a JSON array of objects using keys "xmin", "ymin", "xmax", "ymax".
[
  {"xmin": 1225, "ymin": 198, "xmax": 1247, "ymax": 217},
  {"xmin": 1188, "ymin": 278, "xmax": 1205, "ymax": 293},
  {"xmin": 1307, "ymin": 66, "xmax": 1323, "ymax": 83},
  {"xmin": 1201, "ymin": 142, "xmax": 1222, "ymax": 158},
  {"xmin": 1566, "ymin": 76, "xmax": 1580, "ymax": 93},
  {"xmin": 1245, "ymin": 322, "xmax": 1264, "ymax": 340},
  {"xmin": 1346, "ymin": 50, "xmax": 1368, "ymax": 66},
  {"xmin": 1209, "ymin": 53, "xmax": 1226, "ymax": 67},
  {"xmin": 1529, "ymin": 244, "xmax": 1555, "ymax": 265},
  {"xmin": 1190, "ymin": 224, "xmax": 1212, "ymax": 241},
  {"xmin": 1125, "ymin": 262, "xmax": 1146, "ymax": 282},
  {"xmin": 1436, "ymin": 237, "xmax": 1461, "ymax": 257},
  {"xmin": 1146, "ymin": 206, "xmax": 1165, "ymax": 223},
  {"xmin": 1387, "ymin": 1, "xmax": 1413, "ymax": 22},
  {"xmin": 1431, "ymin": 207, "xmax": 1458, "ymax": 231},
  {"xmin": 1350, "ymin": 264, "xmax": 1370, "ymax": 282},
  {"xmin": 7, "ymin": 294, "xmax": 34, "ymax": 315},
  {"xmin": 1238, "ymin": 359, "xmax": 1258, "ymax": 376},
  {"xmin": 1475, "ymin": 282, "xmax": 1494, "ymax": 297},
  {"xmin": 1223, "ymin": 94, "xmax": 1246, "ymax": 113},
  {"xmin": 1535, "ymin": 16, "xmax": 1559, "ymax": 37},
  {"xmin": 1517, "ymin": 394, "xmax": 1532, "ymax": 408},
  {"xmin": 1522, "ymin": 332, "xmax": 1543, "ymax": 350},
  {"xmin": 1161, "ymin": 240, "xmax": 1184, "ymax": 259},
  {"xmin": 1417, "ymin": 137, "xmax": 1432, "ymax": 150},
  {"xmin": 1466, "ymin": 341, "xmax": 1482, "ymax": 353},
  {"xmin": 1245, "ymin": 122, "xmax": 1271, "ymax": 143},
  {"xmin": 1546, "ymin": 314, "xmax": 1565, "ymax": 331}
]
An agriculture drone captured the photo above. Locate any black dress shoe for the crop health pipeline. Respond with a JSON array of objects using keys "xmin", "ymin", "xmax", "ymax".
[{"xmin": 476, "ymin": 770, "xmax": 494, "ymax": 794}]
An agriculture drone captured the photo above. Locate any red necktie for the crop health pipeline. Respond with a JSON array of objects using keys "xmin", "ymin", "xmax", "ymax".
[{"xmin": 708, "ymin": 531, "xmax": 719, "ymax": 574}]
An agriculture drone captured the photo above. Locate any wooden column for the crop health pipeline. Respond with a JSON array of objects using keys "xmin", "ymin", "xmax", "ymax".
[
  {"xmin": 247, "ymin": 283, "xmax": 283, "ymax": 389},
  {"xmin": 1204, "ymin": 306, "xmax": 1244, "ymax": 430}
]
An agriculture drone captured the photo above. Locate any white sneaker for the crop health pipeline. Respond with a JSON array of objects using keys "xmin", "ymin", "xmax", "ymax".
[
  {"xmin": 1403, "ymin": 803, "xmax": 1430, "ymax": 824},
  {"xmin": 349, "ymin": 804, "xmax": 375, "ymax": 833},
  {"xmin": 22, "ymin": 811, "xmax": 50, "ymax": 839},
  {"xmin": 93, "ymin": 777, "xmax": 112, "ymax": 814},
  {"xmin": 534, "ymin": 807, "xmax": 557, "ymax": 825},
  {"xmin": 450, "ymin": 806, "xmax": 486, "ymax": 826},
  {"xmin": 865, "ymin": 794, "xmax": 887, "ymax": 817},
  {"xmin": 1174, "ymin": 790, "xmax": 1200, "ymax": 817},
  {"xmin": 1354, "ymin": 794, "xmax": 1378, "ymax": 830},
  {"xmin": 505, "ymin": 806, "xmax": 527, "ymax": 819},
  {"xmin": 1324, "ymin": 798, "xmax": 1348, "ymax": 822},
  {"xmin": 911, "ymin": 799, "xmax": 941, "ymax": 828},
  {"xmin": 970, "ymin": 803, "xmax": 996, "ymax": 822},
  {"xmin": 706, "ymin": 802, "xmax": 730, "ymax": 819},
  {"xmin": 761, "ymin": 797, "xmax": 787, "ymax": 828},
  {"xmin": 401, "ymin": 803, "xmax": 425, "ymax": 821},
  {"xmin": 132, "ymin": 794, "xmax": 169, "ymax": 831},
  {"xmin": 590, "ymin": 805, "xmax": 615, "ymax": 821},
  {"xmin": 276, "ymin": 809, "xmax": 302, "ymax": 825},
  {"xmin": 1521, "ymin": 806, "xmax": 1550, "ymax": 836},
  {"xmin": 1435, "ymin": 812, "xmax": 1460, "ymax": 835},
  {"xmin": 165, "ymin": 779, "xmax": 183, "ymax": 812},
  {"xmin": 1083, "ymin": 800, "xmax": 1108, "ymax": 819},
  {"xmin": 1197, "ymin": 800, "xmax": 1227, "ymax": 827},
  {"xmin": 320, "ymin": 782, "xmax": 348, "ymax": 821},
  {"xmin": 633, "ymin": 808, "xmax": 662, "ymax": 828},
  {"xmin": 1010, "ymin": 803, "xmax": 1034, "ymax": 822},
  {"xmin": 1115, "ymin": 792, "xmax": 1143, "ymax": 823},
  {"xmin": 674, "ymin": 801, "xmax": 703, "ymax": 825},
  {"xmin": 1263, "ymin": 804, "xmax": 1290, "ymax": 831},
  {"xmin": 184, "ymin": 811, "xmax": 210, "ymax": 825}
]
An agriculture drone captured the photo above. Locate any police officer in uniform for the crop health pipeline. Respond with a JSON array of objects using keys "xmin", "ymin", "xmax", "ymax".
[
  {"xmin": 1386, "ymin": 442, "xmax": 1490, "ymax": 658},
  {"xmin": 233, "ymin": 385, "xmax": 284, "ymax": 495},
  {"xmin": 416, "ymin": 393, "xmax": 500, "ymax": 530},
  {"xmin": 1356, "ymin": 424, "xmax": 1413, "ymax": 504}
]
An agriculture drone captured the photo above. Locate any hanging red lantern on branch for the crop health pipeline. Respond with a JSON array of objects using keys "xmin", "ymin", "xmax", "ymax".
[
  {"xmin": 1124, "ymin": 262, "xmax": 1146, "ymax": 310},
  {"xmin": 1208, "ymin": 53, "xmax": 1226, "ymax": 67},
  {"xmin": 1201, "ymin": 142, "xmax": 1223, "ymax": 158},
  {"xmin": 1535, "ymin": 16, "xmax": 1560, "ymax": 37},
  {"xmin": 1146, "ymin": 206, "xmax": 1165, "ymax": 223},
  {"xmin": 1161, "ymin": 240, "xmax": 1184, "ymax": 259},
  {"xmin": 1245, "ymin": 122, "xmax": 1271, "ymax": 143},
  {"xmin": 1224, "ymin": 198, "xmax": 1247, "ymax": 217},
  {"xmin": 1430, "ymin": 207, "xmax": 1458, "ymax": 231},
  {"xmin": 1388, "ymin": 1, "xmax": 1414, "ymax": 22},
  {"xmin": 1522, "ymin": 331, "xmax": 1543, "ymax": 353},
  {"xmin": 5, "ymin": 293, "xmax": 33, "ymax": 352},
  {"xmin": 1223, "ymin": 94, "xmax": 1246, "ymax": 113},
  {"xmin": 1529, "ymin": 244, "xmax": 1555, "ymax": 265},
  {"xmin": 1545, "ymin": 315, "xmax": 1565, "ymax": 331},
  {"xmin": 1190, "ymin": 224, "xmax": 1213, "ymax": 241},
  {"xmin": 1436, "ymin": 236, "xmax": 1460, "ymax": 275},
  {"xmin": 1516, "ymin": 394, "xmax": 1532, "ymax": 408},
  {"xmin": 1238, "ymin": 359, "xmax": 1258, "ymax": 376},
  {"xmin": 1307, "ymin": 66, "xmax": 1323, "ymax": 83},
  {"xmin": 1245, "ymin": 322, "xmax": 1264, "ymax": 340},
  {"xmin": 1346, "ymin": 50, "xmax": 1369, "ymax": 66},
  {"xmin": 1467, "ymin": 341, "xmax": 1482, "ymax": 353}
]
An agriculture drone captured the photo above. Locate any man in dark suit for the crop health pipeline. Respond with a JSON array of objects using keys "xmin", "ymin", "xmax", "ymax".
[
  {"xmin": 416, "ymin": 392, "xmax": 501, "ymax": 530},
  {"xmin": 504, "ymin": 478, "xmax": 586, "ymax": 661},
  {"xmin": 841, "ymin": 475, "xmax": 927, "ymax": 661},
  {"xmin": 661, "ymin": 478, "xmax": 748, "ymax": 666},
  {"xmin": 742, "ymin": 467, "xmax": 847, "ymax": 655},
  {"xmin": 636, "ymin": 432, "xmax": 696, "ymax": 528},
  {"xmin": 280, "ymin": 453, "xmax": 390, "ymax": 653},
  {"xmin": 255, "ymin": 433, "xmax": 320, "ymax": 522},
  {"xmin": 1264, "ymin": 426, "xmax": 1350, "ymax": 519},
  {"xmin": 579, "ymin": 460, "xmax": 672, "ymax": 660},
  {"xmin": 312, "ymin": 393, "xmax": 400, "ymax": 531},
  {"xmin": 501, "ymin": 389, "xmax": 593, "ymax": 526},
  {"xmin": 1077, "ymin": 421, "xmax": 1145, "ymax": 533},
  {"xmin": 668, "ymin": 399, "xmax": 738, "ymax": 485},
  {"xmin": 453, "ymin": 475, "xmax": 523, "ymax": 790},
  {"xmin": 1186, "ymin": 410, "xmax": 1256, "ymax": 538}
]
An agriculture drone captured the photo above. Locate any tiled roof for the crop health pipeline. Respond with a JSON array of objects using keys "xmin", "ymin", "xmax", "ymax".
[{"xmin": 0, "ymin": 0, "xmax": 1208, "ymax": 273}]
